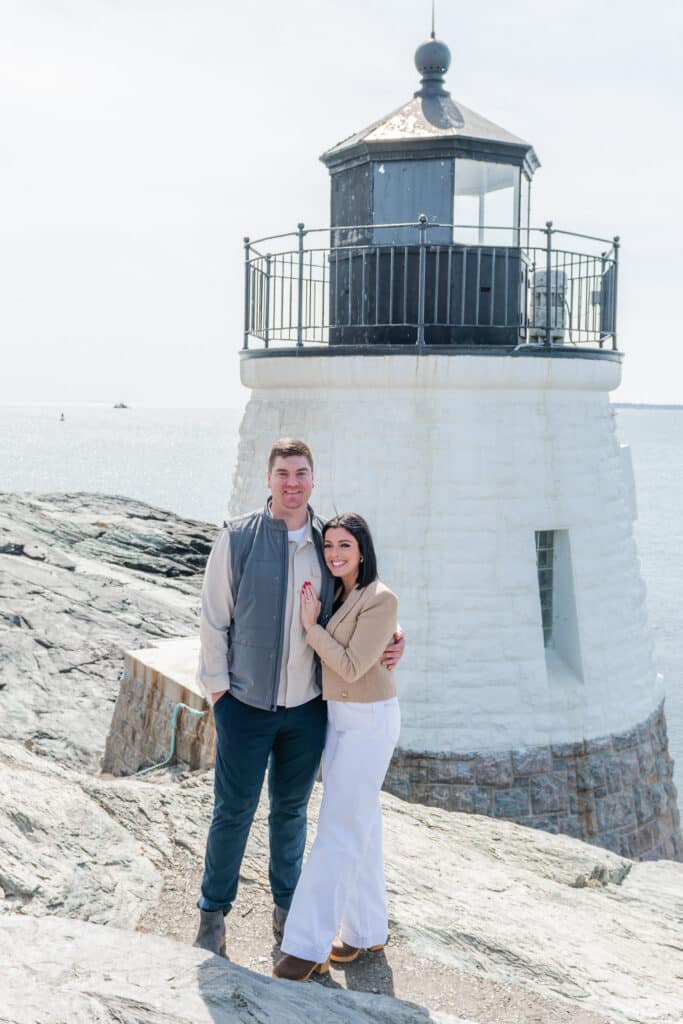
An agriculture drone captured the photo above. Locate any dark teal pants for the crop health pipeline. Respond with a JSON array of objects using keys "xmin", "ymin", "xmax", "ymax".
[{"xmin": 198, "ymin": 692, "xmax": 327, "ymax": 913}]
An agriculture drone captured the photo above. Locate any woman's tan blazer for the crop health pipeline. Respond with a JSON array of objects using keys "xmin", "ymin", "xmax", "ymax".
[{"xmin": 305, "ymin": 579, "xmax": 398, "ymax": 703}]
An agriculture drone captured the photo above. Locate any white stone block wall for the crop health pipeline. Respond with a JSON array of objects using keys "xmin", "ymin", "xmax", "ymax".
[{"xmin": 232, "ymin": 354, "xmax": 663, "ymax": 757}]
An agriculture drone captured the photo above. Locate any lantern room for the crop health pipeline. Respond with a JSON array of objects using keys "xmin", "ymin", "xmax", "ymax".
[{"xmin": 321, "ymin": 36, "xmax": 538, "ymax": 250}]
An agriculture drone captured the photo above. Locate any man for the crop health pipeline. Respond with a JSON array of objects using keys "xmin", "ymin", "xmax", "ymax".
[{"xmin": 194, "ymin": 438, "xmax": 404, "ymax": 957}]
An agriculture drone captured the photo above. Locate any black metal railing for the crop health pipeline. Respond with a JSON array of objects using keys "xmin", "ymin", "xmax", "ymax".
[{"xmin": 243, "ymin": 220, "xmax": 619, "ymax": 352}]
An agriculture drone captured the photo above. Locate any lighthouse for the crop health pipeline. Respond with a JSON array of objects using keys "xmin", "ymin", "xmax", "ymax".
[{"xmin": 231, "ymin": 36, "xmax": 682, "ymax": 861}]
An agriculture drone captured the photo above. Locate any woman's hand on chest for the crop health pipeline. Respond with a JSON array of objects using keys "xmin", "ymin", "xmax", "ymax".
[{"xmin": 300, "ymin": 581, "xmax": 321, "ymax": 630}]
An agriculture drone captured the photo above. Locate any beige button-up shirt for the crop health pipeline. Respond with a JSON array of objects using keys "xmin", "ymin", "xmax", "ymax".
[{"xmin": 197, "ymin": 512, "xmax": 323, "ymax": 708}]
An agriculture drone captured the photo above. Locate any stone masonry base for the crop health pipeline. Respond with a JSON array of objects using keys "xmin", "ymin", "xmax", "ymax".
[{"xmin": 384, "ymin": 702, "xmax": 683, "ymax": 861}]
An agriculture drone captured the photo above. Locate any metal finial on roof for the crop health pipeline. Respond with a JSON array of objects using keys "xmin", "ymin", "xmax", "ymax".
[
  {"xmin": 431, "ymin": 0, "xmax": 436, "ymax": 39},
  {"xmin": 414, "ymin": 33, "xmax": 451, "ymax": 99}
]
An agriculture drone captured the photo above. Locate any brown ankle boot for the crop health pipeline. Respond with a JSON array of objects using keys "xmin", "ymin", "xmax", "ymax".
[
  {"xmin": 273, "ymin": 953, "xmax": 331, "ymax": 982},
  {"xmin": 330, "ymin": 939, "xmax": 385, "ymax": 963}
]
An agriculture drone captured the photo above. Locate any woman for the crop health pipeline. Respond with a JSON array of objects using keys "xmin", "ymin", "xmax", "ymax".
[{"xmin": 273, "ymin": 513, "xmax": 401, "ymax": 983}]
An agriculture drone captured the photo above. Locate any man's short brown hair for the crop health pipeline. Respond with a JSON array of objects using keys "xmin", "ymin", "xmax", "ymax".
[{"xmin": 267, "ymin": 438, "xmax": 314, "ymax": 473}]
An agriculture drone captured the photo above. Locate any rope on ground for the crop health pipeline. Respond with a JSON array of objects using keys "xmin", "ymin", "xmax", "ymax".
[{"xmin": 134, "ymin": 702, "xmax": 206, "ymax": 776}]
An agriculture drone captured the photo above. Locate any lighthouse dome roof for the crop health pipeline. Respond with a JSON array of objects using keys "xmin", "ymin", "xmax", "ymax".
[
  {"xmin": 321, "ymin": 36, "xmax": 539, "ymax": 175},
  {"xmin": 414, "ymin": 37, "xmax": 451, "ymax": 76},
  {"xmin": 321, "ymin": 96, "xmax": 538, "ymax": 170}
]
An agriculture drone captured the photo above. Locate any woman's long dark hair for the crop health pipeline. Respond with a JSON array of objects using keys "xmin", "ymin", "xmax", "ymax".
[{"xmin": 323, "ymin": 513, "xmax": 378, "ymax": 589}]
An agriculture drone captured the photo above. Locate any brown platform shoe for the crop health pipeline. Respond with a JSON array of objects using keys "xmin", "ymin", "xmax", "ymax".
[
  {"xmin": 329, "ymin": 939, "xmax": 385, "ymax": 964},
  {"xmin": 272, "ymin": 953, "xmax": 331, "ymax": 982}
]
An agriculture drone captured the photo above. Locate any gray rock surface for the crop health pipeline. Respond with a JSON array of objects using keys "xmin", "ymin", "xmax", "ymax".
[
  {"xmin": 0, "ymin": 493, "xmax": 212, "ymax": 768},
  {"xmin": 1, "ymin": 739, "xmax": 681, "ymax": 1022},
  {"xmin": 0, "ymin": 742, "xmax": 161, "ymax": 924},
  {"xmin": 1, "ymin": 916, "xmax": 461, "ymax": 1024}
]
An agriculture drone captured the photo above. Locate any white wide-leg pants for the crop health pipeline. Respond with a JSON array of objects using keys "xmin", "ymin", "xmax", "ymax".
[{"xmin": 281, "ymin": 696, "xmax": 401, "ymax": 963}]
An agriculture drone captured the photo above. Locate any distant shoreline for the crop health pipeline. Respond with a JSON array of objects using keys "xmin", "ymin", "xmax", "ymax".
[
  {"xmin": 615, "ymin": 403, "xmax": 683, "ymax": 410},
  {"xmin": 1, "ymin": 401, "xmax": 680, "ymax": 412}
]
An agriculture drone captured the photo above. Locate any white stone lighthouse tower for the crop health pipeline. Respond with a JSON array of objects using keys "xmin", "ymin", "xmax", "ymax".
[{"xmin": 231, "ymin": 36, "xmax": 681, "ymax": 860}]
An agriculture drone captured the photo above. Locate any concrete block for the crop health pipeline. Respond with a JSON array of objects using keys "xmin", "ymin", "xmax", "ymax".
[
  {"xmin": 637, "ymin": 743, "xmax": 656, "ymax": 779},
  {"xmin": 604, "ymin": 755, "xmax": 624, "ymax": 795},
  {"xmin": 511, "ymin": 746, "xmax": 553, "ymax": 776},
  {"xmin": 596, "ymin": 793, "xmax": 636, "ymax": 832},
  {"xmin": 655, "ymin": 753, "xmax": 674, "ymax": 781},
  {"xmin": 594, "ymin": 830, "xmax": 623, "ymax": 855},
  {"xmin": 633, "ymin": 783, "xmax": 655, "ymax": 825},
  {"xmin": 577, "ymin": 754, "xmax": 606, "ymax": 791},
  {"xmin": 526, "ymin": 815, "xmax": 561, "ymax": 834},
  {"xmin": 530, "ymin": 772, "xmax": 570, "ymax": 814},
  {"xmin": 494, "ymin": 787, "xmax": 531, "ymax": 818},
  {"xmin": 612, "ymin": 727, "xmax": 640, "ymax": 752},
  {"xmin": 451, "ymin": 786, "xmax": 493, "ymax": 816},
  {"xmin": 558, "ymin": 814, "xmax": 583, "ymax": 839},
  {"xmin": 475, "ymin": 753, "xmax": 513, "ymax": 786},
  {"xmin": 650, "ymin": 782, "xmax": 668, "ymax": 815},
  {"xmin": 551, "ymin": 741, "xmax": 585, "ymax": 758},
  {"xmin": 428, "ymin": 758, "xmax": 476, "ymax": 785},
  {"xmin": 619, "ymin": 749, "xmax": 641, "ymax": 788}
]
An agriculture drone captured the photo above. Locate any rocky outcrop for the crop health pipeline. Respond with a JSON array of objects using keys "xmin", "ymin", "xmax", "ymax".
[
  {"xmin": 0, "ymin": 492, "xmax": 214, "ymax": 578},
  {"xmin": 0, "ymin": 741, "xmax": 162, "ymax": 924},
  {"xmin": 1, "ymin": 739, "xmax": 682, "ymax": 1022},
  {"xmin": 1, "ymin": 916, "xmax": 454, "ymax": 1024},
  {"xmin": 0, "ymin": 493, "xmax": 213, "ymax": 769}
]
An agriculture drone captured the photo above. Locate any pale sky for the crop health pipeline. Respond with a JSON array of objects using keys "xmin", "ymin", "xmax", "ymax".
[{"xmin": 1, "ymin": 0, "xmax": 682, "ymax": 406}]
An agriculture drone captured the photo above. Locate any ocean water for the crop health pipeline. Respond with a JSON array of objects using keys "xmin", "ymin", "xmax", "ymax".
[
  {"xmin": 618, "ymin": 408, "xmax": 683, "ymax": 798},
  {"xmin": 0, "ymin": 405, "xmax": 243, "ymax": 526},
  {"xmin": 1, "ymin": 403, "xmax": 681, "ymax": 795}
]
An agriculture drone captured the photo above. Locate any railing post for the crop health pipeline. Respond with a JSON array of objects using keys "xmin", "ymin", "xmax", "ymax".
[
  {"xmin": 297, "ymin": 222, "xmax": 305, "ymax": 348},
  {"xmin": 544, "ymin": 220, "xmax": 553, "ymax": 348},
  {"xmin": 264, "ymin": 253, "xmax": 271, "ymax": 349},
  {"xmin": 611, "ymin": 235, "xmax": 620, "ymax": 351},
  {"xmin": 243, "ymin": 236, "xmax": 251, "ymax": 350},
  {"xmin": 599, "ymin": 251, "xmax": 607, "ymax": 349},
  {"xmin": 416, "ymin": 214, "xmax": 427, "ymax": 349}
]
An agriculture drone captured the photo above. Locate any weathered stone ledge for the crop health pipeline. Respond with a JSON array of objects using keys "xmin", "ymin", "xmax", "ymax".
[{"xmin": 103, "ymin": 638, "xmax": 215, "ymax": 776}]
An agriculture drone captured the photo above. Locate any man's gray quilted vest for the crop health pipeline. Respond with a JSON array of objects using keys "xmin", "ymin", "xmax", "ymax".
[{"xmin": 227, "ymin": 502, "xmax": 334, "ymax": 711}]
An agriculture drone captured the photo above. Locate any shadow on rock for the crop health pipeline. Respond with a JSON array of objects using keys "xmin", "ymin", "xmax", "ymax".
[
  {"xmin": 196, "ymin": 952, "xmax": 437, "ymax": 1023},
  {"xmin": 196, "ymin": 955, "xmax": 234, "ymax": 1021},
  {"xmin": 332, "ymin": 948, "xmax": 396, "ymax": 997}
]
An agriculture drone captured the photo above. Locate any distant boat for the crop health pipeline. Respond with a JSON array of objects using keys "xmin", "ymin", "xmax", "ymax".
[
  {"xmin": 113, "ymin": 403, "xmax": 129, "ymax": 409},
  {"xmin": 59, "ymin": 412, "xmax": 65, "ymax": 422}
]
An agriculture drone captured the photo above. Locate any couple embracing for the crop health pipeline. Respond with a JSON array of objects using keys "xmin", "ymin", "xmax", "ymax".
[{"xmin": 194, "ymin": 437, "xmax": 405, "ymax": 982}]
